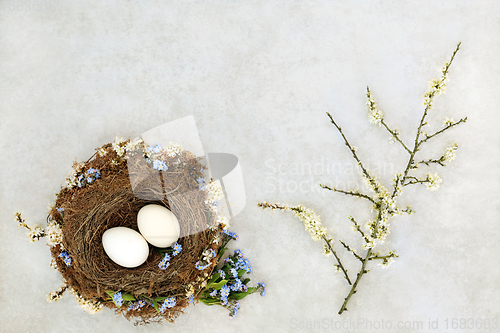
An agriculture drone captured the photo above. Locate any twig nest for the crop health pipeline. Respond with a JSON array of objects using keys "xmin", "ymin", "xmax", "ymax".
[{"xmin": 47, "ymin": 138, "xmax": 222, "ymax": 324}]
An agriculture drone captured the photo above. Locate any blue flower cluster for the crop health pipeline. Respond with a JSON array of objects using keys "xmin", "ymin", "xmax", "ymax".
[
  {"xmin": 198, "ymin": 248, "xmax": 265, "ymax": 318},
  {"xmin": 172, "ymin": 243, "xmax": 182, "ymax": 256},
  {"xmin": 127, "ymin": 299, "xmax": 146, "ymax": 311},
  {"xmin": 188, "ymin": 294, "xmax": 195, "ymax": 304},
  {"xmin": 158, "ymin": 242, "xmax": 182, "ymax": 270},
  {"xmin": 59, "ymin": 251, "xmax": 72, "ymax": 266},
  {"xmin": 256, "ymin": 282, "xmax": 266, "ymax": 296},
  {"xmin": 228, "ymin": 300, "xmax": 240, "ymax": 318},
  {"xmin": 112, "ymin": 292, "xmax": 123, "ymax": 307},
  {"xmin": 159, "ymin": 297, "xmax": 176, "ymax": 313},
  {"xmin": 196, "ymin": 177, "xmax": 207, "ymax": 191},
  {"xmin": 221, "ymin": 229, "xmax": 238, "ymax": 241},
  {"xmin": 145, "ymin": 144, "xmax": 169, "ymax": 171},
  {"xmin": 57, "ymin": 207, "xmax": 65, "ymax": 213},
  {"xmin": 77, "ymin": 168, "xmax": 101, "ymax": 188}
]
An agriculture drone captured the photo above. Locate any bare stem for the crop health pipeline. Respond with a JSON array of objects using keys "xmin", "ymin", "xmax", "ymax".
[
  {"xmin": 338, "ymin": 248, "xmax": 372, "ymax": 314},
  {"xmin": 320, "ymin": 184, "xmax": 375, "ymax": 204},
  {"xmin": 418, "ymin": 118, "xmax": 467, "ymax": 146},
  {"xmin": 326, "ymin": 112, "xmax": 381, "ymax": 195},
  {"xmin": 380, "ymin": 119, "xmax": 412, "ymax": 154}
]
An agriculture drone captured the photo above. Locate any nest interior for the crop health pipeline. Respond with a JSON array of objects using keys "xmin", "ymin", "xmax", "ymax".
[{"xmin": 49, "ymin": 143, "xmax": 220, "ymax": 323}]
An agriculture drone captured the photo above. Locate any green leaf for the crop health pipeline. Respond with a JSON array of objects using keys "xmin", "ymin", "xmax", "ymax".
[
  {"xmin": 154, "ymin": 296, "xmax": 168, "ymax": 302},
  {"xmin": 105, "ymin": 290, "xmax": 115, "ymax": 298},
  {"xmin": 152, "ymin": 300, "xmax": 159, "ymax": 313},
  {"xmin": 211, "ymin": 280, "xmax": 228, "ymax": 290},
  {"xmin": 237, "ymin": 269, "xmax": 246, "ymax": 278},
  {"xmin": 199, "ymin": 297, "xmax": 220, "ymax": 306},
  {"xmin": 229, "ymin": 291, "xmax": 252, "ymax": 300},
  {"xmin": 217, "ymin": 247, "xmax": 228, "ymax": 258},
  {"xmin": 206, "ymin": 273, "xmax": 221, "ymax": 289},
  {"xmin": 122, "ymin": 293, "xmax": 136, "ymax": 301},
  {"xmin": 242, "ymin": 278, "xmax": 250, "ymax": 285}
]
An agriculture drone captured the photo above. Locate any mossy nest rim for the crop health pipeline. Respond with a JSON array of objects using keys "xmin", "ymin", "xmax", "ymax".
[{"xmin": 48, "ymin": 140, "xmax": 221, "ymax": 323}]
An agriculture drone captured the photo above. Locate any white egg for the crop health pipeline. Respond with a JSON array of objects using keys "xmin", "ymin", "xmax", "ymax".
[
  {"xmin": 102, "ymin": 227, "xmax": 150, "ymax": 268},
  {"xmin": 137, "ymin": 204, "xmax": 180, "ymax": 248}
]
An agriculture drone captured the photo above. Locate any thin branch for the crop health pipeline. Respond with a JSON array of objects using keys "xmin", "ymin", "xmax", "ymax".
[
  {"xmin": 338, "ymin": 248, "xmax": 372, "ymax": 315},
  {"xmin": 323, "ymin": 236, "xmax": 352, "ymax": 285},
  {"xmin": 320, "ymin": 184, "xmax": 375, "ymax": 204},
  {"xmin": 348, "ymin": 216, "xmax": 370, "ymax": 244},
  {"xmin": 380, "ymin": 119, "xmax": 412, "ymax": 154},
  {"xmin": 339, "ymin": 240, "xmax": 363, "ymax": 262},
  {"xmin": 391, "ymin": 42, "xmax": 462, "ymax": 198},
  {"xmin": 418, "ymin": 157, "xmax": 445, "ymax": 167},
  {"xmin": 418, "ymin": 117, "xmax": 467, "ymax": 146},
  {"xmin": 326, "ymin": 112, "xmax": 381, "ymax": 195},
  {"xmin": 258, "ymin": 202, "xmax": 352, "ymax": 285}
]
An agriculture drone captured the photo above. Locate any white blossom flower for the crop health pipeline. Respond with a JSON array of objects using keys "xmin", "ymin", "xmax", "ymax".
[
  {"xmin": 97, "ymin": 147, "xmax": 107, "ymax": 157},
  {"xmin": 46, "ymin": 222, "xmax": 63, "ymax": 247},
  {"xmin": 70, "ymin": 288, "xmax": 103, "ymax": 314},
  {"xmin": 125, "ymin": 137, "xmax": 144, "ymax": 156},
  {"xmin": 444, "ymin": 117, "xmax": 455, "ymax": 126},
  {"xmin": 46, "ymin": 286, "xmax": 66, "ymax": 303},
  {"xmin": 27, "ymin": 225, "xmax": 45, "ymax": 242},
  {"xmin": 443, "ymin": 143, "xmax": 458, "ymax": 163},
  {"xmin": 323, "ymin": 244, "xmax": 332, "ymax": 257},
  {"xmin": 366, "ymin": 89, "xmax": 384, "ymax": 126},
  {"xmin": 289, "ymin": 205, "xmax": 327, "ymax": 241},
  {"xmin": 165, "ymin": 143, "xmax": 182, "ymax": 157},
  {"xmin": 112, "ymin": 136, "xmax": 126, "ymax": 157},
  {"xmin": 426, "ymin": 173, "xmax": 442, "ymax": 191},
  {"xmin": 378, "ymin": 256, "xmax": 395, "ymax": 268}
]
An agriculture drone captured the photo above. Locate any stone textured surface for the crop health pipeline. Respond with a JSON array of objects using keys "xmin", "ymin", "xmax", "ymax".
[{"xmin": 1, "ymin": 1, "xmax": 499, "ymax": 332}]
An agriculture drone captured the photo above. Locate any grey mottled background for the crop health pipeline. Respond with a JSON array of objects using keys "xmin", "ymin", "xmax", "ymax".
[{"xmin": 1, "ymin": 1, "xmax": 499, "ymax": 332}]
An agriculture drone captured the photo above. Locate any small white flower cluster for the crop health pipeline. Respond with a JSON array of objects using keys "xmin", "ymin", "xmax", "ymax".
[
  {"xmin": 46, "ymin": 286, "xmax": 66, "ymax": 303},
  {"xmin": 165, "ymin": 143, "xmax": 182, "ymax": 157},
  {"xmin": 27, "ymin": 225, "xmax": 45, "ymax": 243},
  {"xmin": 204, "ymin": 180, "xmax": 229, "ymax": 228},
  {"xmin": 424, "ymin": 77, "xmax": 448, "ymax": 107},
  {"xmin": 70, "ymin": 288, "xmax": 103, "ymax": 314},
  {"xmin": 64, "ymin": 163, "xmax": 85, "ymax": 189},
  {"xmin": 361, "ymin": 175, "xmax": 400, "ymax": 248},
  {"xmin": 46, "ymin": 221, "xmax": 63, "ymax": 247},
  {"xmin": 123, "ymin": 137, "xmax": 145, "ymax": 158},
  {"xmin": 443, "ymin": 117, "xmax": 454, "ymax": 126},
  {"xmin": 443, "ymin": 143, "xmax": 458, "ymax": 163},
  {"xmin": 289, "ymin": 205, "xmax": 327, "ymax": 242},
  {"xmin": 112, "ymin": 136, "xmax": 127, "ymax": 157},
  {"xmin": 97, "ymin": 147, "xmax": 107, "ymax": 157},
  {"xmin": 378, "ymin": 256, "xmax": 396, "ymax": 269},
  {"xmin": 426, "ymin": 173, "xmax": 442, "ymax": 191},
  {"xmin": 366, "ymin": 90, "xmax": 384, "ymax": 126},
  {"xmin": 323, "ymin": 243, "xmax": 333, "ymax": 257},
  {"xmin": 185, "ymin": 284, "xmax": 196, "ymax": 299}
]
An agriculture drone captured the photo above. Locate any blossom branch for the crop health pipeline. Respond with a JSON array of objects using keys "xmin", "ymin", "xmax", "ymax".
[
  {"xmin": 319, "ymin": 184, "xmax": 375, "ymax": 204},
  {"xmin": 326, "ymin": 112, "xmax": 381, "ymax": 196},
  {"xmin": 257, "ymin": 202, "xmax": 352, "ymax": 285},
  {"xmin": 418, "ymin": 118, "xmax": 467, "ymax": 146},
  {"xmin": 338, "ymin": 248, "xmax": 372, "ymax": 315},
  {"xmin": 339, "ymin": 240, "xmax": 363, "ymax": 262},
  {"xmin": 380, "ymin": 119, "xmax": 412, "ymax": 154},
  {"xmin": 349, "ymin": 216, "xmax": 370, "ymax": 244}
]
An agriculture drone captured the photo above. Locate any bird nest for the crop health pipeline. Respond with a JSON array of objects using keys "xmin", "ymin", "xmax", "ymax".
[{"xmin": 47, "ymin": 138, "xmax": 222, "ymax": 324}]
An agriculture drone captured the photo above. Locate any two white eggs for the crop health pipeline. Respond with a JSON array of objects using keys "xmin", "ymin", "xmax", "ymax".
[{"xmin": 102, "ymin": 204, "xmax": 180, "ymax": 268}]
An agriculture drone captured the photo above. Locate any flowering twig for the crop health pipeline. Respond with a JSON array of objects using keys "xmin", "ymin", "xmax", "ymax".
[
  {"xmin": 261, "ymin": 43, "xmax": 466, "ymax": 316},
  {"xmin": 257, "ymin": 202, "xmax": 352, "ymax": 285},
  {"xmin": 319, "ymin": 184, "xmax": 375, "ymax": 204}
]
